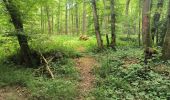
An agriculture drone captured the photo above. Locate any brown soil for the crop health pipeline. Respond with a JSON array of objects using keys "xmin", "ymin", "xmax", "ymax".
[
  {"xmin": 0, "ymin": 86, "xmax": 30, "ymax": 100},
  {"xmin": 122, "ymin": 57, "xmax": 140, "ymax": 68},
  {"xmin": 74, "ymin": 54, "xmax": 98, "ymax": 99},
  {"xmin": 152, "ymin": 64, "xmax": 170, "ymax": 76}
]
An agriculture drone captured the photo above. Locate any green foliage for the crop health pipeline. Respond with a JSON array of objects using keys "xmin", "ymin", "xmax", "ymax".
[
  {"xmin": 0, "ymin": 34, "xmax": 80, "ymax": 99},
  {"xmin": 92, "ymin": 47, "xmax": 170, "ymax": 99}
]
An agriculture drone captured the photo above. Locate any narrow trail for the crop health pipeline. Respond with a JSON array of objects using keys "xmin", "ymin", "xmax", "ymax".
[{"xmin": 75, "ymin": 47, "xmax": 98, "ymax": 100}]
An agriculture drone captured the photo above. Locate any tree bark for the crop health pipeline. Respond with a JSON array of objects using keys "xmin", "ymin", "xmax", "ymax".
[
  {"xmin": 103, "ymin": 0, "xmax": 110, "ymax": 47},
  {"xmin": 138, "ymin": 0, "xmax": 141, "ymax": 46},
  {"xmin": 125, "ymin": 0, "xmax": 131, "ymax": 37},
  {"xmin": 91, "ymin": 0, "xmax": 103, "ymax": 49},
  {"xmin": 75, "ymin": 2, "xmax": 79, "ymax": 35},
  {"xmin": 110, "ymin": 0, "xmax": 116, "ymax": 49},
  {"xmin": 57, "ymin": 0, "xmax": 61, "ymax": 34},
  {"xmin": 45, "ymin": 6, "xmax": 52, "ymax": 34},
  {"xmin": 162, "ymin": 0, "xmax": 170, "ymax": 60},
  {"xmin": 142, "ymin": 0, "xmax": 152, "ymax": 64},
  {"xmin": 82, "ymin": 0, "xmax": 86, "ymax": 34},
  {"xmin": 142, "ymin": 0, "xmax": 152, "ymax": 48},
  {"xmin": 65, "ymin": 0, "xmax": 68, "ymax": 34},
  {"xmin": 3, "ymin": 0, "xmax": 33, "ymax": 66},
  {"xmin": 151, "ymin": 0, "xmax": 164, "ymax": 45}
]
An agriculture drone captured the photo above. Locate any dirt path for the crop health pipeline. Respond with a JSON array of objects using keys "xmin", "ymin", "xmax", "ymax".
[
  {"xmin": 75, "ymin": 47, "xmax": 97, "ymax": 100},
  {"xmin": 0, "ymin": 86, "xmax": 30, "ymax": 100}
]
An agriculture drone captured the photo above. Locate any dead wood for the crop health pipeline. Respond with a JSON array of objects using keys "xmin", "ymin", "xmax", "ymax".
[{"xmin": 40, "ymin": 53, "xmax": 55, "ymax": 79}]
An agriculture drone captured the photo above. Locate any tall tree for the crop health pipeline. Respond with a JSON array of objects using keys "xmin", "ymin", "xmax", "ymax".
[
  {"xmin": 65, "ymin": 0, "xmax": 68, "ymax": 34},
  {"xmin": 142, "ymin": 0, "xmax": 152, "ymax": 63},
  {"xmin": 110, "ymin": 0, "xmax": 116, "ymax": 49},
  {"xmin": 57, "ymin": 0, "xmax": 61, "ymax": 34},
  {"xmin": 138, "ymin": 0, "xmax": 141, "ymax": 46},
  {"xmin": 162, "ymin": 0, "xmax": 170, "ymax": 60},
  {"xmin": 103, "ymin": 0, "xmax": 110, "ymax": 47},
  {"xmin": 91, "ymin": 0, "xmax": 103, "ymax": 49},
  {"xmin": 142, "ymin": 0, "xmax": 152, "ymax": 48},
  {"xmin": 152, "ymin": 0, "xmax": 164, "ymax": 45},
  {"xmin": 3, "ymin": 0, "xmax": 34, "ymax": 66},
  {"xmin": 82, "ymin": 0, "xmax": 86, "ymax": 34},
  {"xmin": 125, "ymin": 0, "xmax": 131, "ymax": 37},
  {"xmin": 45, "ymin": 5, "xmax": 52, "ymax": 34},
  {"xmin": 75, "ymin": 1, "xmax": 79, "ymax": 35}
]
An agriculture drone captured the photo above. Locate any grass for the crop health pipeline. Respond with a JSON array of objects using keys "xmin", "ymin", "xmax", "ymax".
[
  {"xmin": 91, "ymin": 47, "xmax": 170, "ymax": 99},
  {"xmin": 0, "ymin": 34, "xmax": 81, "ymax": 99},
  {"xmin": 0, "ymin": 33, "xmax": 170, "ymax": 99}
]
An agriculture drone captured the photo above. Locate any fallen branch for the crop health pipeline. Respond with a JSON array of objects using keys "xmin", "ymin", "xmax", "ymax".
[{"xmin": 40, "ymin": 53, "xmax": 55, "ymax": 79}]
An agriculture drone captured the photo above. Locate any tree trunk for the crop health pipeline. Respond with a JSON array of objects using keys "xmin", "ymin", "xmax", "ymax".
[
  {"xmin": 57, "ymin": 0, "xmax": 61, "ymax": 34},
  {"xmin": 41, "ymin": 6, "xmax": 44, "ymax": 33},
  {"xmin": 138, "ymin": 0, "xmax": 141, "ymax": 46},
  {"xmin": 82, "ymin": 0, "xmax": 86, "ymax": 34},
  {"xmin": 65, "ymin": 0, "xmax": 68, "ymax": 35},
  {"xmin": 142, "ymin": 0, "xmax": 152, "ymax": 48},
  {"xmin": 3, "ymin": 0, "xmax": 33, "ymax": 66},
  {"xmin": 152, "ymin": 0, "xmax": 164, "ymax": 45},
  {"xmin": 45, "ymin": 6, "xmax": 52, "ymax": 34},
  {"xmin": 142, "ymin": 0, "xmax": 152, "ymax": 64},
  {"xmin": 110, "ymin": 0, "xmax": 116, "ymax": 49},
  {"xmin": 75, "ymin": 2, "xmax": 79, "ymax": 35},
  {"xmin": 103, "ymin": 0, "xmax": 110, "ymax": 47},
  {"xmin": 162, "ymin": 0, "xmax": 170, "ymax": 60},
  {"xmin": 125, "ymin": 0, "xmax": 131, "ymax": 37},
  {"xmin": 91, "ymin": 0, "xmax": 103, "ymax": 49}
]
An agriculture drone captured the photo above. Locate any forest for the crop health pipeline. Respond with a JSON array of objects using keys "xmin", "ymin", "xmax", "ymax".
[{"xmin": 0, "ymin": 0, "xmax": 170, "ymax": 99}]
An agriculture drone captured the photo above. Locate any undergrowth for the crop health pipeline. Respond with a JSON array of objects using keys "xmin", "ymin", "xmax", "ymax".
[
  {"xmin": 91, "ymin": 47, "xmax": 170, "ymax": 100},
  {"xmin": 0, "ymin": 34, "xmax": 82, "ymax": 99}
]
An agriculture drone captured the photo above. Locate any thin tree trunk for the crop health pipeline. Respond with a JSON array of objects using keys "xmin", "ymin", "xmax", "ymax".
[
  {"xmin": 57, "ymin": 0, "xmax": 61, "ymax": 34},
  {"xmin": 45, "ymin": 6, "xmax": 52, "ymax": 34},
  {"xmin": 103, "ymin": 0, "xmax": 110, "ymax": 47},
  {"xmin": 65, "ymin": 0, "xmax": 68, "ymax": 35},
  {"xmin": 91, "ymin": 0, "xmax": 103, "ymax": 49},
  {"xmin": 125, "ymin": 0, "xmax": 131, "ymax": 37},
  {"xmin": 52, "ymin": 12, "xmax": 54, "ymax": 33},
  {"xmin": 75, "ymin": 2, "xmax": 79, "ymax": 35},
  {"xmin": 151, "ymin": 0, "xmax": 164, "ymax": 45},
  {"xmin": 110, "ymin": 0, "xmax": 116, "ymax": 49},
  {"xmin": 82, "ymin": 0, "xmax": 86, "ymax": 34},
  {"xmin": 41, "ymin": 6, "xmax": 44, "ymax": 33},
  {"xmin": 138, "ymin": 0, "xmax": 141, "ymax": 46}
]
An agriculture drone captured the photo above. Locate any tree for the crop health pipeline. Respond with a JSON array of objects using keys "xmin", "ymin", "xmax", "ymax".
[
  {"xmin": 91, "ymin": 0, "xmax": 103, "ymax": 49},
  {"xmin": 151, "ymin": 0, "xmax": 164, "ymax": 45},
  {"xmin": 82, "ymin": 0, "xmax": 86, "ymax": 34},
  {"xmin": 3, "ymin": 0, "xmax": 34, "ymax": 66},
  {"xmin": 75, "ymin": 1, "xmax": 79, "ymax": 35},
  {"xmin": 65, "ymin": 0, "xmax": 68, "ymax": 34},
  {"xmin": 45, "ymin": 5, "xmax": 52, "ymax": 34},
  {"xmin": 103, "ymin": 0, "xmax": 110, "ymax": 47},
  {"xmin": 125, "ymin": 0, "xmax": 131, "ymax": 37},
  {"xmin": 110, "ymin": 0, "xmax": 116, "ymax": 49},
  {"xmin": 138, "ymin": 0, "xmax": 142, "ymax": 46},
  {"xmin": 162, "ymin": 0, "xmax": 170, "ymax": 60},
  {"xmin": 142, "ymin": 0, "xmax": 152, "ymax": 63}
]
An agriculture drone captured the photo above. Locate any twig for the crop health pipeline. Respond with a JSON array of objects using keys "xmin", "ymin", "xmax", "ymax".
[{"xmin": 40, "ymin": 53, "xmax": 55, "ymax": 79}]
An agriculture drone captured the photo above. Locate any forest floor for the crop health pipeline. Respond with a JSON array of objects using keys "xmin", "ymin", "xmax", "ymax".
[
  {"xmin": 0, "ymin": 35, "xmax": 170, "ymax": 100},
  {"xmin": 0, "ymin": 85, "xmax": 30, "ymax": 100}
]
